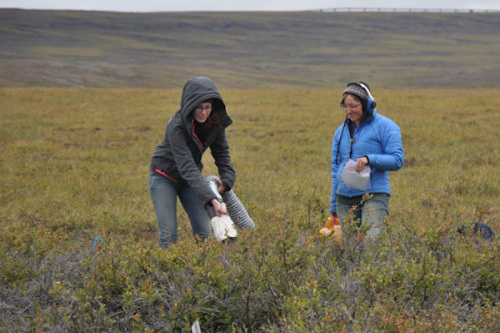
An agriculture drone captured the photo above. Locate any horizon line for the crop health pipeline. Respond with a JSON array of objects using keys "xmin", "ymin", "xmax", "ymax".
[{"xmin": 1, "ymin": 7, "xmax": 499, "ymax": 13}]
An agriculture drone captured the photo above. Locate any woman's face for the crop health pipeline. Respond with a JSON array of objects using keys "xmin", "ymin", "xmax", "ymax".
[
  {"xmin": 342, "ymin": 95, "xmax": 363, "ymax": 126},
  {"xmin": 192, "ymin": 102, "xmax": 212, "ymax": 123}
]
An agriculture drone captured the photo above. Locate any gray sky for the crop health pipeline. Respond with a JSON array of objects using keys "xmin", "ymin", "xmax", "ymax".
[{"xmin": 1, "ymin": 0, "xmax": 500, "ymax": 12}]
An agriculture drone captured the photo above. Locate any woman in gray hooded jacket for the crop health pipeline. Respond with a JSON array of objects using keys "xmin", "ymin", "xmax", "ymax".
[{"xmin": 149, "ymin": 76, "xmax": 236, "ymax": 248}]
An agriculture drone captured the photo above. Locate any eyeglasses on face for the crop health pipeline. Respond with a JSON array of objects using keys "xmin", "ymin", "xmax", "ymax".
[
  {"xmin": 340, "ymin": 103, "xmax": 361, "ymax": 111},
  {"xmin": 194, "ymin": 104, "xmax": 212, "ymax": 112}
]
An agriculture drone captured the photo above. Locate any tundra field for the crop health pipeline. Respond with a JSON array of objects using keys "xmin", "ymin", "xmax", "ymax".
[{"xmin": 0, "ymin": 87, "xmax": 499, "ymax": 332}]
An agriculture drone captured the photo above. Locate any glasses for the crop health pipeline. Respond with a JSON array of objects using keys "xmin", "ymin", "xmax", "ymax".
[
  {"xmin": 340, "ymin": 103, "xmax": 361, "ymax": 111},
  {"xmin": 194, "ymin": 105, "xmax": 212, "ymax": 112}
]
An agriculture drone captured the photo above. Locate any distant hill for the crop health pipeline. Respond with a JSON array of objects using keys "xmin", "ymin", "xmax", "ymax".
[{"xmin": 1, "ymin": 9, "xmax": 499, "ymax": 88}]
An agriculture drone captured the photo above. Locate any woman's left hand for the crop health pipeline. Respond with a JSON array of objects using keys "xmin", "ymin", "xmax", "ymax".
[
  {"xmin": 216, "ymin": 178, "xmax": 226, "ymax": 194},
  {"xmin": 355, "ymin": 157, "xmax": 369, "ymax": 173}
]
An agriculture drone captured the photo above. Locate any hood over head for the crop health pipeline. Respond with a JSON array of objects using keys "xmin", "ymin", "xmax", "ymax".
[
  {"xmin": 180, "ymin": 76, "xmax": 226, "ymax": 118},
  {"xmin": 178, "ymin": 76, "xmax": 232, "ymax": 129}
]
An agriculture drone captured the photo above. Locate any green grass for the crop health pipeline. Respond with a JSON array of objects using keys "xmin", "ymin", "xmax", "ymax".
[{"xmin": 0, "ymin": 87, "xmax": 499, "ymax": 331}]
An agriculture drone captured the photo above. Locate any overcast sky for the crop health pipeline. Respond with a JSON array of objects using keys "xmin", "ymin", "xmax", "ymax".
[{"xmin": 1, "ymin": 0, "xmax": 500, "ymax": 12}]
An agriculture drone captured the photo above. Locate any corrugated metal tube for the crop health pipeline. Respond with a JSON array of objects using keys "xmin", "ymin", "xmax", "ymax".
[{"xmin": 205, "ymin": 175, "xmax": 255, "ymax": 230}]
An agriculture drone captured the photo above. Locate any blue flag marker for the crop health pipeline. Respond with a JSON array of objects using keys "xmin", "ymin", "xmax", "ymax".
[{"xmin": 92, "ymin": 235, "xmax": 104, "ymax": 245}]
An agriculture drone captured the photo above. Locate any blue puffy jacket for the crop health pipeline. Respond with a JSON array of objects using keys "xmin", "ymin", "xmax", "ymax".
[{"xmin": 330, "ymin": 109, "xmax": 404, "ymax": 213}]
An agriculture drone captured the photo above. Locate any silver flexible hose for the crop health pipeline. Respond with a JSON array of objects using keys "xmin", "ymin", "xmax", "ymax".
[
  {"xmin": 204, "ymin": 175, "xmax": 255, "ymax": 230},
  {"xmin": 206, "ymin": 176, "xmax": 223, "ymax": 201}
]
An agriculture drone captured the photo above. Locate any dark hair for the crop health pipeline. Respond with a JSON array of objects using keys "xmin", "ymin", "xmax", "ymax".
[{"xmin": 206, "ymin": 99, "xmax": 223, "ymax": 133}]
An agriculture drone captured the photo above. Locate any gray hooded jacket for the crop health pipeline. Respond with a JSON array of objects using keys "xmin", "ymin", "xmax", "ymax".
[{"xmin": 150, "ymin": 76, "xmax": 235, "ymax": 206}]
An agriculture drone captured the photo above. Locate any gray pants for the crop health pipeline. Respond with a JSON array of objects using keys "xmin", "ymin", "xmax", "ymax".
[{"xmin": 336, "ymin": 193, "xmax": 389, "ymax": 239}]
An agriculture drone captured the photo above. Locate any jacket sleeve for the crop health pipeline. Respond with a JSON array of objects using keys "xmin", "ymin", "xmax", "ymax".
[
  {"xmin": 168, "ymin": 122, "xmax": 218, "ymax": 206},
  {"xmin": 366, "ymin": 118, "xmax": 404, "ymax": 171},
  {"xmin": 330, "ymin": 131, "xmax": 341, "ymax": 213},
  {"xmin": 210, "ymin": 128, "xmax": 236, "ymax": 191}
]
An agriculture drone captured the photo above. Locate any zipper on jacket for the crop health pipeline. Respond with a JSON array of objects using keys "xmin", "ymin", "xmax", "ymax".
[
  {"xmin": 191, "ymin": 119, "xmax": 204, "ymax": 149},
  {"xmin": 155, "ymin": 168, "xmax": 179, "ymax": 183},
  {"xmin": 350, "ymin": 137, "xmax": 355, "ymax": 159},
  {"xmin": 349, "ymin": 123, "xmax": 358, "ymax": 159}
]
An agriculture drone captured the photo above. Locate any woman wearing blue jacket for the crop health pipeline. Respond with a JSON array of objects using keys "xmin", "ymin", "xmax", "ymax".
[{"xmin": 330, "ymin": 82, "xmax": 404, "ymax": 239}]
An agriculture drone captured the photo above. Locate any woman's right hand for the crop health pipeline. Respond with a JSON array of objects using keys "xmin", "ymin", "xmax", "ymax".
[
  {"xmin": 330, "ymin": 212, "xmax": 338, "ymax": 220},
  {"xmin": 211, "ymin": 199, "xmax": 228, "ymax": 217}
]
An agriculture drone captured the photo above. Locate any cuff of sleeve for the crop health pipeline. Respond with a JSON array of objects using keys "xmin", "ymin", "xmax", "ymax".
[
  {"xmin": 205, "ymin": 196, "xmax": 222, "ymax": 207},
  {"xmin": 221, "ymin": 181, "xmax": 231, "ymax": 192},
  {"xmin": 364, "ymin": 155, "xmax": 370, "ymax": 165}
]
